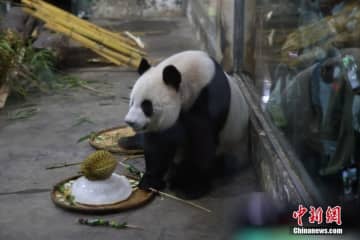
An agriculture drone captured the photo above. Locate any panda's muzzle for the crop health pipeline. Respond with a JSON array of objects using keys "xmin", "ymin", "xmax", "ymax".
[
  {"xmin": 125, "ymin": 120, "xmax": 140, "ymax": 130},
  {"xmin": 125, "ymin": 107, "xmax": 150, "ymax": 131},
  {"xmin": 125, "ymin": 120, "xmax": 148, "ymax": 132}
]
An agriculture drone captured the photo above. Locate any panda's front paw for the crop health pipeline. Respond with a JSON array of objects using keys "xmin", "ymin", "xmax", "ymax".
[
  {"xmin": 118, "ymin": 135, "xmax": 143, "ymax": 150},
  {"xmin": 138, "ymin": 174, "xmax": 166, "ymax": 191}
]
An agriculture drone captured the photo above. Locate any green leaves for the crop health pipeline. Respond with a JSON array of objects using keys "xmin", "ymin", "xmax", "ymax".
[
  {"xmin": 56, "ymin": 184, "xmax": 65, "ymax": 194},
  {"xmin": 0, "ymin": 31, "xmax": 54, "ymax": 96},
  {"xmin": 7, "ymin": 107, "xmax": 39, "ymax": 120},
  {"xmin": 77, "ymin": 218, "xmax": 140, "ymax": 230},
  {"xmin": 77, "ymin": 131, "xmax": 96, "ymax": 143},
  {"xmin": 0, "ymin": 30, "xmax": 82, "ymax": 99},
  {"xmin": 72, "ymin": 116, "xmax": 95, "ymax": 128}
]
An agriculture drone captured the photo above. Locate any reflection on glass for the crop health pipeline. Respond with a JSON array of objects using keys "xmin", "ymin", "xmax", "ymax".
[{"xmin": 254, "ymin": 0, "xmax": 360, "ymax": 203}]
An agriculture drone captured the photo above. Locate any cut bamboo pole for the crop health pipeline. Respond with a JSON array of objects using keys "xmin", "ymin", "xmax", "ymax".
[
  {"xmin": 22, "ymin": 6, "xmax": 145, "ymax": 58},
  {"xmin": 21, "ymin": 0, "xmax": 147, "ymax": 68},
  {"xmin": 90, "ymin": 48, "xmax": 125, "ymax": 67},
  {"xmin": 22, "ymin": 0, "xmax": 139, "ymax": 49},
  {"xmin": 44, "ymin": 21, "xmax": 141, "ymax": 68},
  {"xmin": 23, "ymin": 8, "xmax": 142, "ymax": 65}
]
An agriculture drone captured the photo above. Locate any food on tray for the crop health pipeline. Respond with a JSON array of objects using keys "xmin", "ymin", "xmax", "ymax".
[
  {"xmin": 80, "ymin": 150, "xmax": 118, "ymax": 180},
  {"xmin": 71, "ymin": 173, "xmax": 132, "ymax": 205}
]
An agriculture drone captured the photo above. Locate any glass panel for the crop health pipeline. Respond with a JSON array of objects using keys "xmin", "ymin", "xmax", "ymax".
[
  {"xmin": 194, "ymin": 0, "xmax": 219, "ymax": 48},
  {"xmin": 197, "ymin": 0, "xmax": 218, "ymax": 26},
  {"xmin": 254, "ymin": 0, "xmax": 360, "ymax": 202}
]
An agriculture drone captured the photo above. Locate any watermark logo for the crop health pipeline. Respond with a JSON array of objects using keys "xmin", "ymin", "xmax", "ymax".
[{"xmin": 291, "ymin": 205, "xmax": 343, "ymax": 235}]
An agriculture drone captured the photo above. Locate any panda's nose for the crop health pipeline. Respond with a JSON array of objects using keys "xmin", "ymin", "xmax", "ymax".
[{"xmin": 125, "ymin": 120, "xmax": 136, "ymax": 128}]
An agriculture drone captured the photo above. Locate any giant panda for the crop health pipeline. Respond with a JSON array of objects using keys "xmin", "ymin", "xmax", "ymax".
[{"xmin": 124, "ymin": 50, "xmax": 249, "ymax": 198}]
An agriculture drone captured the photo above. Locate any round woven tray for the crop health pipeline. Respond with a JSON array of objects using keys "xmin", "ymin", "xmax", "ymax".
[
  {"xmin": 51, "ymin": 175, "xmax": 154, "ymax": 214},
  {"xmin": 89, "ymin": 125, "xmax": 143, "ymax": 155}
]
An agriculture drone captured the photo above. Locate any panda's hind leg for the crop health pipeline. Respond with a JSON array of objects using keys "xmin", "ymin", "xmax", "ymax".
[
  {"xmin": 169, "ymin": 160, "xmax": 214, "ymax": 199},
  {"xmin": 214, "ymin": 153, "xmax": 239, "ymax": 178}
]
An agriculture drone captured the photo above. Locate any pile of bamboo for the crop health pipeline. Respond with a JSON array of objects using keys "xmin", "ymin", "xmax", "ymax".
[
  {"xmin": 21, "ymin": 0, "xmax": 145, "ymax": 68},
  {"xmin": 281, "ymin": 1, "xmax": 360, "ymax": 66}
]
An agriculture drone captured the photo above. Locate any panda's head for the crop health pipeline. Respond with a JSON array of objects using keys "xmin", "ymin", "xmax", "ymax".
[{"xmin": 125, "ymin": 59, "xmax": 182, "ymax": 132}]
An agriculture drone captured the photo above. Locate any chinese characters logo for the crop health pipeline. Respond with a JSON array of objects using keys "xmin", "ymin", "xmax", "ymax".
[{"xmin": 292, "ymin": 205, "xmax": 342, "ymax": 226}]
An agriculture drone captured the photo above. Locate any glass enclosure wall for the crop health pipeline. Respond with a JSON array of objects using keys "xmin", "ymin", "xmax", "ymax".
[
  {"xmin": 254, "ymin": 0, "xmax": 360, "ymax": 202},
  {"xmin": 187, "ymin": 0, "xmax": 235, "ymax": 71},
  {"xmin": 196, "ymin": 0, "xmax": 219, "ymax": 26},
  {"xmin": 187, "ymin": 0, "xmax": 221, "ymax": 59}
]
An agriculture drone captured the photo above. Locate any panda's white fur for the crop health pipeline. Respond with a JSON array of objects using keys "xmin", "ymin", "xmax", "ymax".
[
  {"xmin": 126, "ymin": 50, "xmax": 249, "ymax": 156},
  {"xmin": 217, "ymin": 73, "xmax": 249, "ymax": 155},
  {"xmin": 126, "ymin": 51, "xmax": 215, "ymax": 131}
]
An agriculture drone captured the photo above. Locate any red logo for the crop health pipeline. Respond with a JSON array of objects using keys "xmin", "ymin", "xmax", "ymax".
[
  {"xmin": 292, "ymin": 205, "xmax": 342, "ymax": 226},
  {"xmin": 308, "ymin": 206, "xmax": 323, "ymax": 224},
  {"xmin": 326, "ymin": 206, "xmax": 342, "ymax": 226},
  {"xmin": 292, "ymin": 205, "xmax": 308, "ymax": 226}
]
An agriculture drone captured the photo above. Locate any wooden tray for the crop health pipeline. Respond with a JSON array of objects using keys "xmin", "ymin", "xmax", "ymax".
[
  {"xmin": 89, "ymin": 125, "xmax": 143, "ymax": 155},
  {"xmin": 51, "ymin": 175, "xmax": 154, "ymax": 214}
]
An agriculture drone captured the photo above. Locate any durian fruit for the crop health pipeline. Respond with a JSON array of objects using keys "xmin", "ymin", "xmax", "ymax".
[{"xmin": 80, "ymin": 150, "xmax": 118, "ymax": 180}]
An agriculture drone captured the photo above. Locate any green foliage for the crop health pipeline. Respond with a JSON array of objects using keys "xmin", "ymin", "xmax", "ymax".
[
  {"xmin": 7, "ymin": 107, "xmax": 39, "ymax": 120},
  {"xmin": 0, "ymin": 30, "xmax": 82, "ymax": 98},
  {"xmin": 78, "ymin": 218, "xmax": 130, "ymax": 229},
  {"xmin": 77, "ymin": 131, "xmax": 96, "ymax": 143},
  {"xmin": 72, "ymin": 116, "xmax": 95, "ymax": 127}
]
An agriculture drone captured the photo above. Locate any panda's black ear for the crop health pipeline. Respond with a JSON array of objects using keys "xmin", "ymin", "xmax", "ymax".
[
  {"xmin": 163, "ymin": 65, "xmax": 181, "ymax": 91},
  {"xmin": 138, "ymin": 58, "xmax": 151, "ymax": 75}
]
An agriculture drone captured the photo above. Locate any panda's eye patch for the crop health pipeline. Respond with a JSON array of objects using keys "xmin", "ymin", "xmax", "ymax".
[{"xmin": 141, "ymin": 100, "xmax": 153, "ymax": 117}]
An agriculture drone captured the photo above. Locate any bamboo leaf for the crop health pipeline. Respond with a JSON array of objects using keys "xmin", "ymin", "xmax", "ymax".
[
  {"xmin": 77, "ymin": 132, "xmax": 96, "ymax": 143},
  {"xmin": 72, "ymin": 116, "xmax": 95, "ymax": 127},
  {"xmin": 7, "ymin": 107, "xmax": 39, "ymax": 120}
]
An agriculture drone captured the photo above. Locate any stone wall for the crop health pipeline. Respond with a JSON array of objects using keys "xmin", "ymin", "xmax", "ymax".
[{"xmin": 91, "ymin": 0, "xmax": 183, "ymax": 19}]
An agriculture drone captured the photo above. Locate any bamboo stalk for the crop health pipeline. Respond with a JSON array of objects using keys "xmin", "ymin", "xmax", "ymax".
[
  {"xmin": 282, "ymin": 1, "xmax": 359, "ymax": 56},
  {"xmin": 25, "ymin": 0, "xmax": 141, "ymax": 50},
  {"xmin": 22, "ymin": 0, "xmax": 140, "ymax": 49},
  {"xmin": 123, "ymin": 154, "xmax": 144, "ymax": 161},
  {"xmin": 46, "ymin": 162, "xmax": 81, "ymax": 170},
  {"xmin": 47, "ymin": 22, "xmax": 141, "ymax": 68},
  {"xmin": 41, "ymin": 20, "xmax": 141, "ymax": 68},
  {"xmin": 91, "ymin": 48, "xmax": 126, "ymax": 67},
  {"xmin": 22, "ymin": 5, "xmax": 145, "ymax": 58},
  {"xmin": 149, "ymin": 188, "xmax": 212, "ymax": 213}
]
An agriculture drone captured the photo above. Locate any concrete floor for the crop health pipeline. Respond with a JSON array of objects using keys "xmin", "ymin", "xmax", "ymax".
[{"xmin": 0, "ymin": 17, "xmax": 259, "ymax": 240}]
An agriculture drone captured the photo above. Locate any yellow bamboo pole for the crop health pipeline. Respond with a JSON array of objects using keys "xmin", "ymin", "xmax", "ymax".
[
  {"xmin": 22, "ymin": 5, "xmax": 145, "ymax": 58},
  {"xmin": 32, "ymin": 0, "xmax": 139, "ymax": 48},
  {"xmin": 44, "ymin": 21, "xmax": 141, "ymax": 68},
  {"xmin": 22, "ymin": 0, "xmax": 139, "ymax": 49},
  {"xmin": 91, "ymin": 48, "xmax": 125, "ymax": 67}
]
